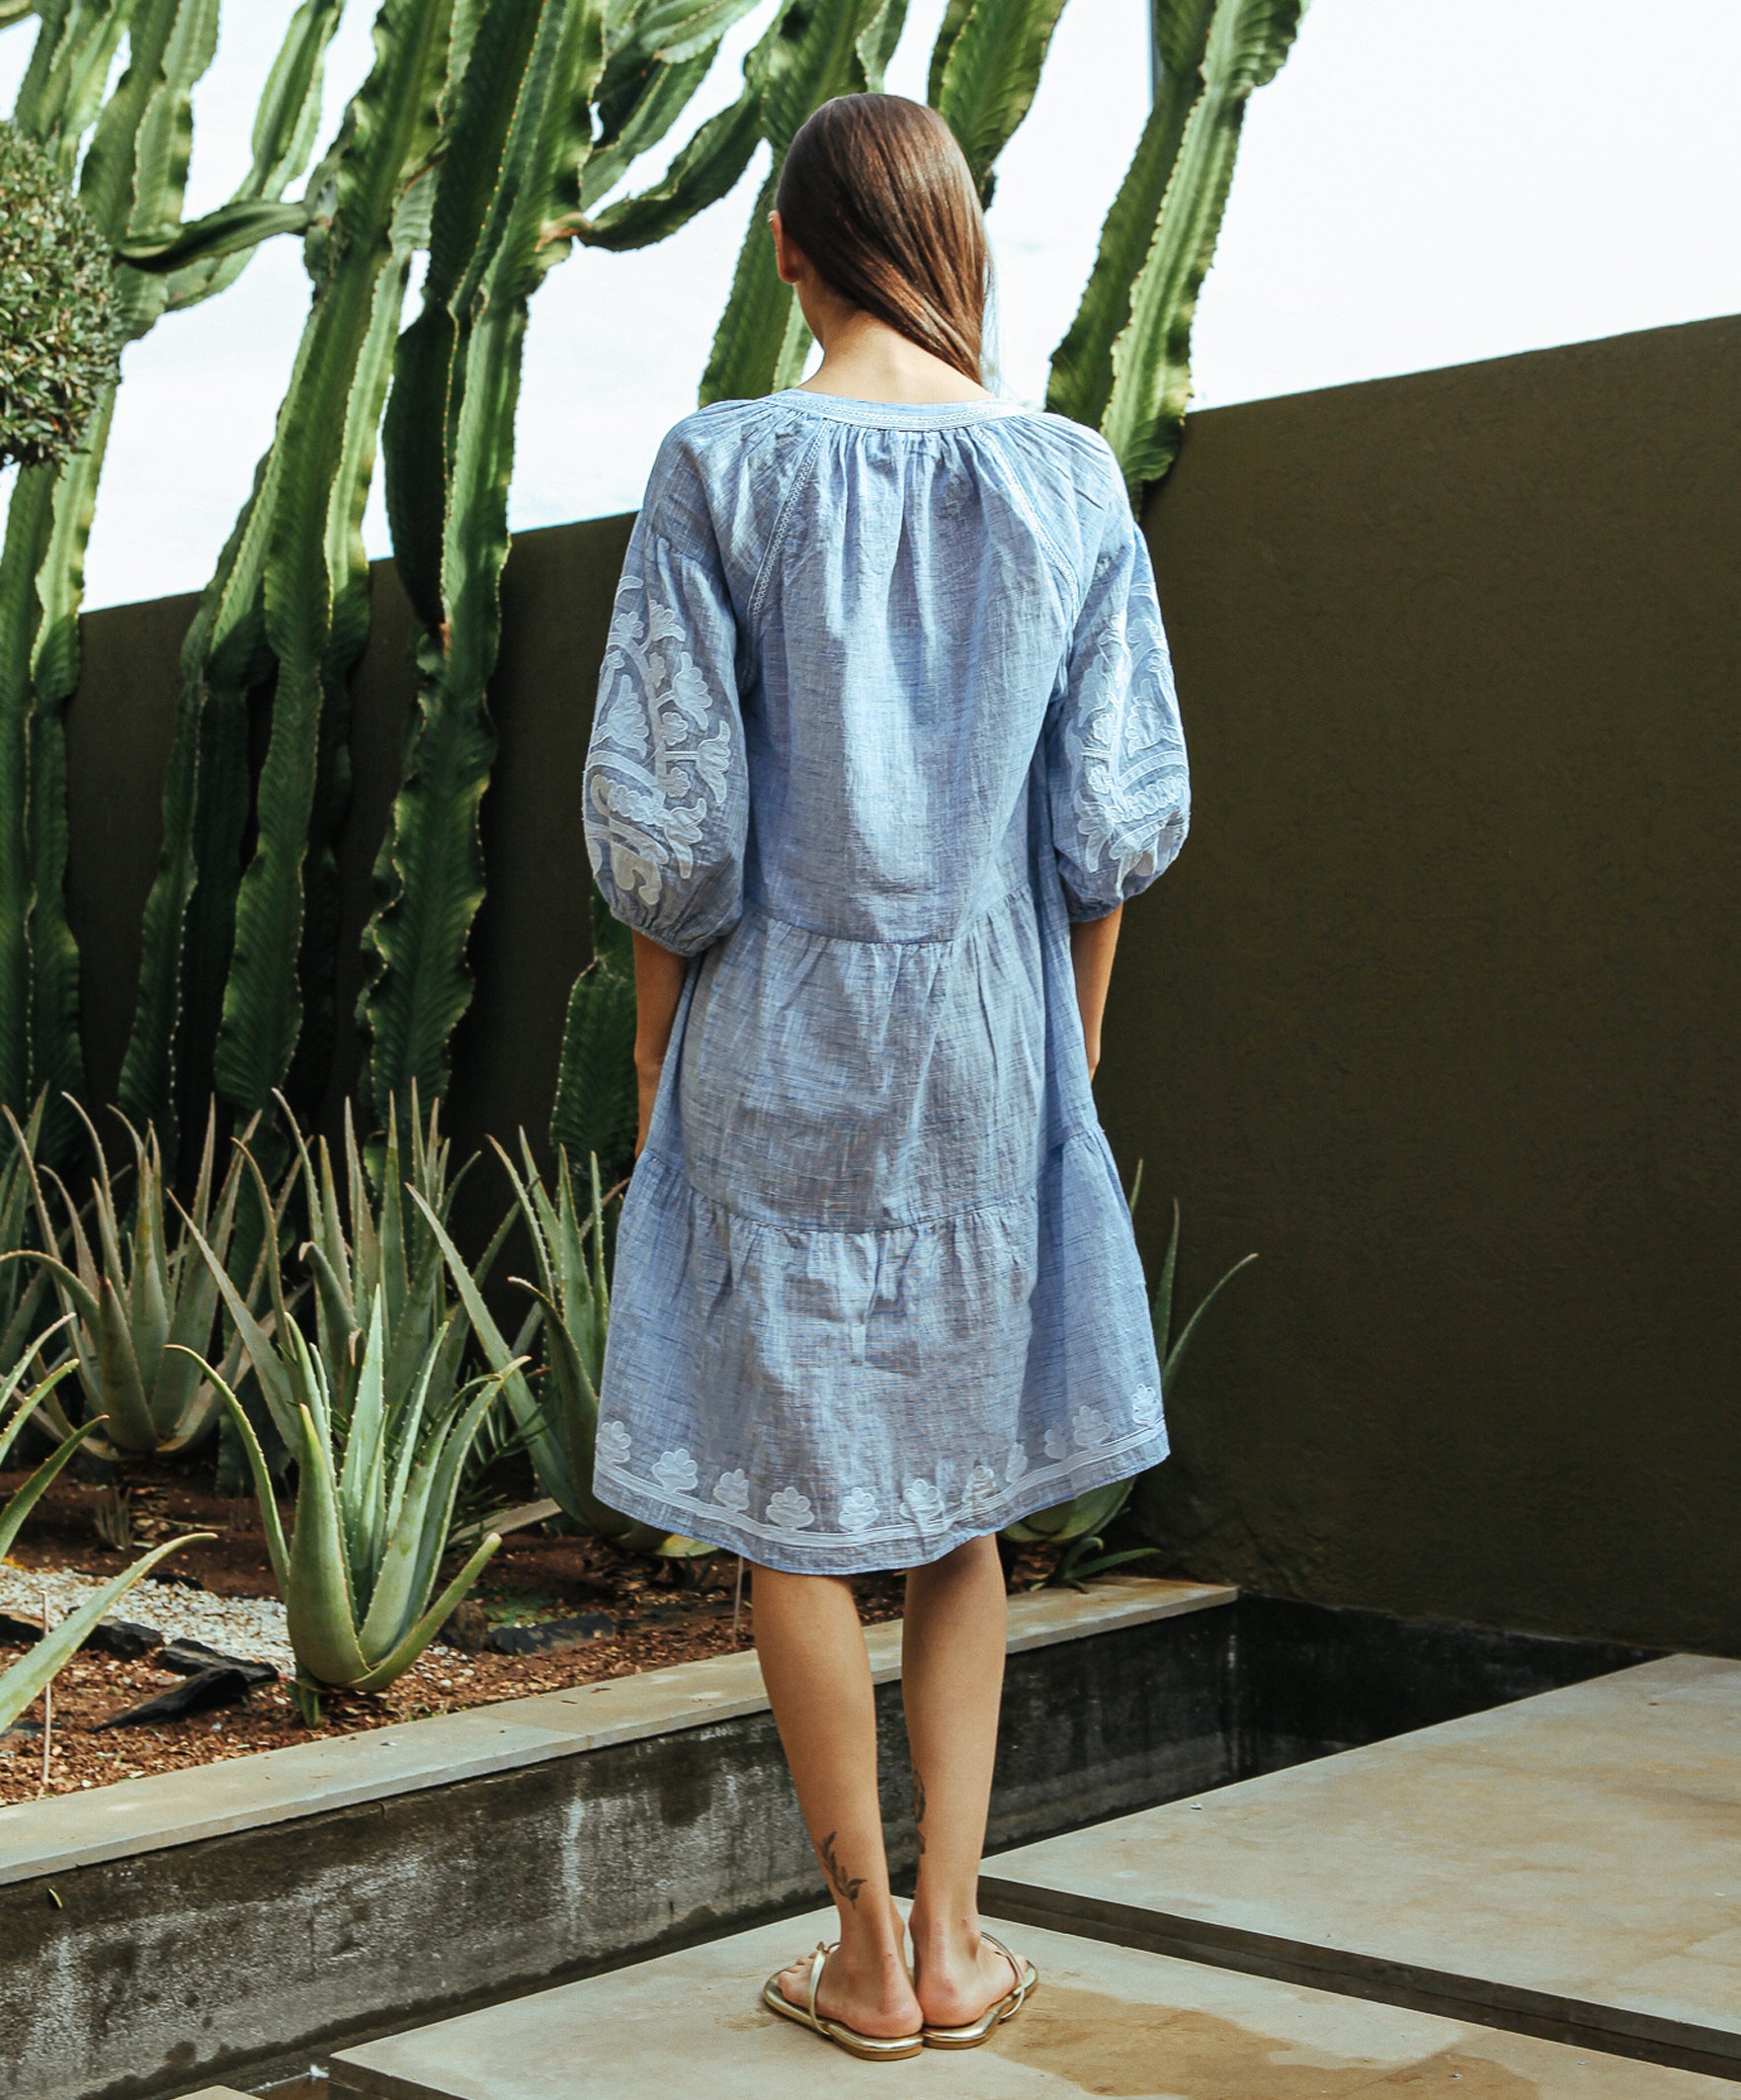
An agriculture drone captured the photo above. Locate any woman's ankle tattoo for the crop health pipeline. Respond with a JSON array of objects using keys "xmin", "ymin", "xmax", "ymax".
[
  {"xmin": 912, "ymin": 1770, "xmax": 927, "ymax": 1857},
  {"xmin": 818, "ymin": 1828, "xmax": 867, "ymax": 1907}
]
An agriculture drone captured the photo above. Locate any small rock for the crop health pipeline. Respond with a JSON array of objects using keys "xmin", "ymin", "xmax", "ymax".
[
  {"xmin": 150, "ymin": 1570, "xmax": 207, "ymax": 1592},
  {"xmin": 440, "ymin": 1598, "xmax": 489, "ymax": 1654},
  {"xmin": 92, "ymin": 1666, "xmax": 259, "ymax": 1729},
  {"xmin": 85, "ymin": 1618, "xmax": 166, "ymax": 1661},
  {"xmin": 0, "ymin": 1610, "xmax": 42, "ymax": 1646},
  {"xmin": 486, "ymin": 1613, "xmax": 616, "ymax": 1655},
  {"xmin": 0, "ymin": 1720, "xmax": 42, "ymax": 1742},
  {"xmin": 156, "ymin": 1637, "xmax": 276, "ymax": 1684}
]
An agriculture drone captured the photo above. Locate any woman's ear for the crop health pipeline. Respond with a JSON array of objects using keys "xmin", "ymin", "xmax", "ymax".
[{"xmin": 769, "ymin": 209, "xmax": 803, "ymax": 289}]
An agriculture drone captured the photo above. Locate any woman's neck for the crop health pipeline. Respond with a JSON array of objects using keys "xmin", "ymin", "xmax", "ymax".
[{"xmin": 795, "ymin": 306, "xmax": 990, "ymax": 406}]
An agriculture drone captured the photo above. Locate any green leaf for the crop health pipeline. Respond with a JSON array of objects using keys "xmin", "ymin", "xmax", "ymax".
[
  {"xmin": 176, "ymin": 1347, "xmax": 291, "ymax": 1593},
  {"xmin": 0, "ymin": 1366, "xmax": 91, "ymax": 1560},
  {"xmin": 285, "ymin": 1400, "xmax": 373, "ymax": 1687},
  {"xmin": 350, "ymin": 1528, "xmax": 499, "ymax": 1690}
]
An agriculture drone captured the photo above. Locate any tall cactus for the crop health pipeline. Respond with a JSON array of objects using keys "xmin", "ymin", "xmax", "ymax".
[
  {"xmin": 206, "ymin": 0, "xmax": 456, "ymax": 1120},
  {"xmin": 699, "ymin": 0, "xmax": 904, "ymax": 405},
  {"xmin": 1050, "ymin": 0, "xmax": 1305, "ymax": 493},
  {"xmin": 0, "ymin": 0, "xmax": 347, "ymax": 1166},
  {"xmin": 116, "ymin": 4, "xmax": 356, "ymax": 1160},
  {"xmin": 355, "ymin": 0, "xmax": 608, "ymax": 1127},
  {"xmin": 357, "ymin": 0, "xmax": 773, "ymax": 1128}
]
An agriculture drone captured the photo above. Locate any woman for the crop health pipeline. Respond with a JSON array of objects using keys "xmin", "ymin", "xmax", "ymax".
[{"xmin": 582, "ymin": 94, "xmax": 1189, "ymax": 2059}]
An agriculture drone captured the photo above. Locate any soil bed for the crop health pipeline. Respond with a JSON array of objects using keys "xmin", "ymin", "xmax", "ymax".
[{"xmin": 0, "ymin": 1459, "xmax": 1069, "ymax": 1805}]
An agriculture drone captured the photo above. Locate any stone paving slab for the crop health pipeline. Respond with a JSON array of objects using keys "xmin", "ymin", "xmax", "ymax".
[
  {"xmin": 981, "ymin": 1653, "xmax": 1741, "ymax": 2076},
  {"xmin": 328, "ymin": 1908, "xmax": 1737, "ymax": 2099},
  {"xmin": 0, "ymin": 1576, "xmax": 1232, "ymax": 1887}
]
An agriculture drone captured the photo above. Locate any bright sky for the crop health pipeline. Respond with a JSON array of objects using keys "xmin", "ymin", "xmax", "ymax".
[{"xmin": 3, "ymin": 0, "xmax": 1737, "ymax": 610}]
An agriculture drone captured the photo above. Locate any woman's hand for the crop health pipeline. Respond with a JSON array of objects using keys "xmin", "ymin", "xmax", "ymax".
[
  {"xmin": 633, "ymin": 1050, "xmax": 662, "ymax": 1159},
  {"xmin": 629, "ymin": 930, "xmax": 689, "ymax": 1160},
  {"xmin": 1068, "ymin": 905, "xmax": 1121, "ymax": 1085}
]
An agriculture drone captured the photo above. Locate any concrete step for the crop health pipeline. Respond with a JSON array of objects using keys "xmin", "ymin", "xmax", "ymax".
[
  {"xmin": 328, "ymin": 1905, "xmax": 1734, "ymax": 2098},
  {"xmin": 981, "ymin": 1651, "xmax": 1741, "ymax": 2081}
]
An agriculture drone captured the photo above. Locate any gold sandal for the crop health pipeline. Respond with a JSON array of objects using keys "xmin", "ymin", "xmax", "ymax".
[
  {"xmin": 762, "ymin": 1941, "xmax": 925, "ymax": 2061},
  {"xmin": 920, "ymin": 1930, "xmax": 1038, "ymax": 2050}
]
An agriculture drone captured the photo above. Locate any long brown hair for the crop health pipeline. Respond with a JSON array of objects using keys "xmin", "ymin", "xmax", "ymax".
[{"xmin": 775, "ymin": 94, "xmax": 989, "ymax": 385}]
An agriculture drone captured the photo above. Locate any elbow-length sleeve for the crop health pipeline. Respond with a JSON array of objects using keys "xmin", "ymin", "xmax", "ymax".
[
  {"xmin": 1044, "ymin": 487, "xmax": 1191, "ymax": 921},
  {"xmin": 583, "ymin": 447, "xmax": 749, "ymax": 957}
]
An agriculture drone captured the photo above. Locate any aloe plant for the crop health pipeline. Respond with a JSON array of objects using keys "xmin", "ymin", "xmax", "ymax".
[
  {"xmin": 282, "ymin": 1088, "xmax": 472, "ymax": 1424},
  {"xmin": 0, "ymin": 1099, "xmax": 287, "ymax": 1459},
  {"xmin": 0, "ymin": 0, "xmax": 350, "ymax": 1165},
  {"xmin": 1004, "ymin": 1191, "xmax": 1256, "ymax": 1582},
  {"xmin": 1050, "ymin": 0, "xmax": 1305, "ymax": 493},
  {"xmin": 0, "ymin": 1341, "xmax": 211, "ymax": 1732},
  {"xmin": 0, "ymin": 1094, "xmax": 57, "ymax": 1376},
  {"xmin": 415, "ymin": 1144, "xmax": 705, "ymax": 1556},
  {"xmin": 181, "ymin": 1313, "xmax": 507, "ymax": 1713}
]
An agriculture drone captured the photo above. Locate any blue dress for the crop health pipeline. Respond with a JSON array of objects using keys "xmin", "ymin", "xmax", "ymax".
[{"xmin": 581, "ymin": 388, "xmax": 1190, "ymax": 1574}]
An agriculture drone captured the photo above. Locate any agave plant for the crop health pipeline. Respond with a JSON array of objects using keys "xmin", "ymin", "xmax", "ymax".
[
  {"xmin": 416, "ymin": 1141, "xmax": 706, "ymax": 1557},
  {"xmin": 1004, "ymin": 1187, "xmax": 1257, "ymax": 1584},
  {"xmin": 186, "ymin": 1307, "xmax": 508, "ymax": 1720},
  {"xmin": 0, "ymin": 1340, "xmax": 209, "ymax": 1732},
  {"xmin": 0, "ymin": 1099, "xmax": 288, "ymax": 1460}
]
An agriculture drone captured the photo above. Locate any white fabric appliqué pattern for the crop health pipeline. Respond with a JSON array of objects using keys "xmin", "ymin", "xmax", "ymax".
[
  {"xmin": 651, "ymin": 1448, "xmax": 699, "ymax": 1495},
  {"xmin": 838, "ymin": 1488, "xmax": 878, "ymax": 1533},
  {"xmin": 767, "ymin": 1486, "xmax": 815, "ymax": 1532},
  {"xmin": 1064, "ymin": 605, "xmax": 1189, "ymax": 897},
  {"xmin": 586, "ymin": 569, "xmax": 735, "ymax": 912},
  {"xmin": 712, "ymin": 1469, "xmax": 750, "ymax": 1514},
  {"xmin": 597, "ymin": 1419, "xmax": 631, "ymax": 1470}
]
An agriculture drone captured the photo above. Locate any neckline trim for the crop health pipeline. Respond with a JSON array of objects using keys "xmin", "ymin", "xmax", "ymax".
[{"xmin": 772, "ymin": 387, "xmax": 1033, "ymax": 430}]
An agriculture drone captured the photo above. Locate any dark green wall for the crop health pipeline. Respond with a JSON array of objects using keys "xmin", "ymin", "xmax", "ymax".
[
  {"xmin": 68, "ymin": 316, "xmax": 1738, "ymax": 1654},
  {"xmin": 1117, "ymin": 316, "xmax": 1738, "ymax": 1657}
]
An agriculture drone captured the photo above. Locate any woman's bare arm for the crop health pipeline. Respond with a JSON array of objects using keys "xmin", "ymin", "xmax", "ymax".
[
  {"xmin": 630, "ymin": 929, "xmax": 688, "ymax": 1157},
  {"xmin": 1068, "ymin": 904, "xmax": 1122, "ymax": 1082}
]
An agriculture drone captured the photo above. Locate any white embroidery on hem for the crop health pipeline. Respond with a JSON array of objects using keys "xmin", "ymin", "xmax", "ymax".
[{"xmin": 595, "ymin": 1415, "xmax": 1165, "ymax": 1554}]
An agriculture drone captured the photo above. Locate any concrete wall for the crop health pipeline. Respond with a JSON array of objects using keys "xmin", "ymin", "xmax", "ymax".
[{"xmin": 66, "ymin": 316, "xmax": 1738, "ymax": 1654}]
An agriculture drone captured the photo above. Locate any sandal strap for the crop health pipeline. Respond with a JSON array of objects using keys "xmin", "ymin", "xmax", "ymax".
[
  {"xmin": 806, "ymin": 1942, "xmax": 832, "ymax": 2033},
  {"xmin": 979, "ymin": 1930, "xmax": 1025, "ymax": 1999}
]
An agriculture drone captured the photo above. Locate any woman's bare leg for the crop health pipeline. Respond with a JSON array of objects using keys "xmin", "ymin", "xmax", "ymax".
[
  {"xmin": 902, "ymin": 1534, "xmax": 1021, "ymax": 2025},
  {"xmin": 753, "ymin": 1565, "xmax": 921, "ymax": 2036}
]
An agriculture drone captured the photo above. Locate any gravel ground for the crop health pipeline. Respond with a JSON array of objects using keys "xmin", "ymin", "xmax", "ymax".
[{"xmin": 0, "ymin": 1562, "xmax": 300, "ymax": 1673}]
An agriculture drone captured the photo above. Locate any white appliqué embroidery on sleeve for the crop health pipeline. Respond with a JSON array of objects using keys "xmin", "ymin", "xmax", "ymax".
[
  {"xmin": 1064, "ymin": 607, "xmax": 1188, "ymax": 894},
  {"xmin": 587, "ymin": 570, "xmax": 735, "ymax": 911}
]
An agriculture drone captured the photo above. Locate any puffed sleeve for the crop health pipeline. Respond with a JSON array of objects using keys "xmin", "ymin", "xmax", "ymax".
[
  {"xmin": 1043, "ymin": 483, "xmax": 1190, "ymax": 920},
  {"xmin": 583, "ymin": 440, "xmax": 749, "ymax": 957}
]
